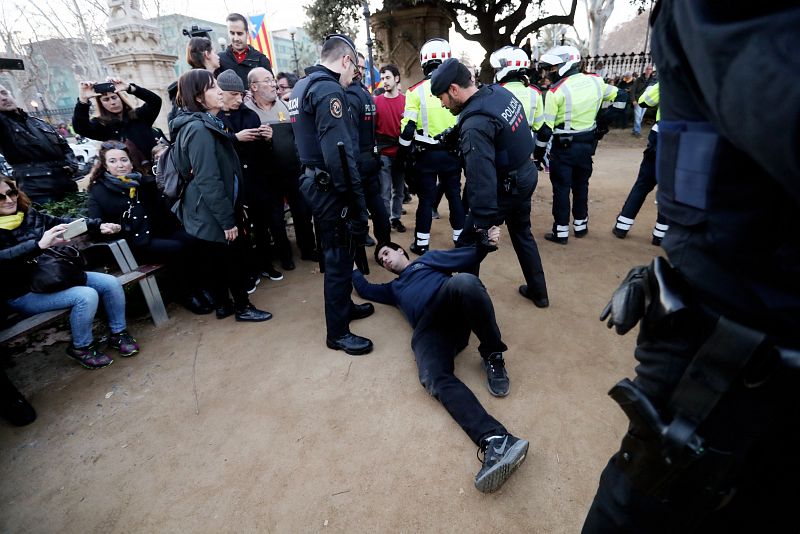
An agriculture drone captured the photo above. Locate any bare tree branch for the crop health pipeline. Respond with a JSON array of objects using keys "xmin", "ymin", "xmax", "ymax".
[{"xmin": 513, "ymin": 0, "xmax": 578, "ymax": 46}]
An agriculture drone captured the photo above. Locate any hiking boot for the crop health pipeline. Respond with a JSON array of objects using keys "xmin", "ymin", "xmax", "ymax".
[
  {"xmin": 109, "ymin": 330, "xmax": 139, "ymax": 357},
  {"xmin": 67, "ymin": 344, "xmax": 114, "ymax": 369},
  {"xmin": 475, "ymin": 434, "xmax": 530, "ymax": 493},
  {"xmin": 483, "ymin": 353, "xmax": 510, "ymax": 397}
]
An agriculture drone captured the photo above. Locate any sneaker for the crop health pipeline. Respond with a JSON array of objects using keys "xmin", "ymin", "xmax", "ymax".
[
  {"xmin": 67, "ymin": 344, "xmax": 114, "ymax": 369},
  {"xmin": 391, "ymin": 219, "xmax": 407, "ymax": 233},
  {"xmin": 235, "ymin": 303, "xmax": 273, "ymax": 322},
  {"xmin": 261, "ymin": 267, "xmax": 284, "ymax": 281},
  {"xmin": 109, "ymin": 330, "xmax": 139, "ymax": 357},
  {"xmin": 246, "ymin": 275, "xmax": 261, "ymax": 294},
  {"xmin": 483, "ymin": 353, "xmax": 510, "ymax": 397},
  {"xmin": 475, "ymin": 434, "xmax": 530, "ymax": 493}
]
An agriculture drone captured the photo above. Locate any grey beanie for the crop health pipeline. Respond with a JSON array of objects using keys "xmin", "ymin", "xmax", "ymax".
[{"xmin": 216, "ymin": 69, "xmax": 245, "ymax": 93}]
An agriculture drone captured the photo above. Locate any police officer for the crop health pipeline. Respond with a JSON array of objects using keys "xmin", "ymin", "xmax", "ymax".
[
  {"xmin": 535, "ymin": 46, "xmax": 620, "ymax": 244},
  {"xmin": 345, "ymin": 52, "xmax": 390, "ymax": 246},
  {"xmin": 289, "ymin": 34, "xmax": 375, "ymax": 356},
  {"xmin": 612, "ymin": 82, "xmax": 670, "ymax": 245},
  {"xmin": 583, "ymin": 2, "xmax": 800, "ymax": 531},
  {"xmin": 398, "ymin": 38, "xmax": 465, "ymax": 255},
  {"xmin": 432, "ymin": 59, "xmax": 549, "ymax": 307},
  {"xmin": 489, "ymin": 46, "xmax": 545, "ymax": 135}
]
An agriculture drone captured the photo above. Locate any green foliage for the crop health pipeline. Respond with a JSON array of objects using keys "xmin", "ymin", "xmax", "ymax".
[
  {"xmin": 37, "ymin": 192, "xmax": 89, "ymax": 219},
  {"xmin": 303, "ymin": 0, "xmax": 362, "ymax": 42}
]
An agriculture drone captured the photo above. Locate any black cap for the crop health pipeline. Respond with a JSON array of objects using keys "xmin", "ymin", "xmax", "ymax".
[{"xmin": 430, "ymin": 58, "xmax": 461, "ymax": 96}]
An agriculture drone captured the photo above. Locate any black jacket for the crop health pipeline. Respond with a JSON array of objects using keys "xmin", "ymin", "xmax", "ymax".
[
  {"xmin": 72, "ymin": 83, "xmax": 163, "ymax": 161},
  {"xmin": 87, "ymin": 177, "xmax": 172, "ymax": 248},
  {"xmin": 170, "ymin": 111, "xmax": 241, "ymax": 243},
  {"xmin": 218, "ymin": 106, "xmax": 275, "ymax": 202},
  {"xmin": 215, "ymin": 46, "xmax": 273, "ymax": 88},
  {"xmin": 0, "ymin": 110, "xmax": 79, "ymax": 198},
  {"xmin": 0, "ymin": 209, "xmax": 101, "ymax": 300}
]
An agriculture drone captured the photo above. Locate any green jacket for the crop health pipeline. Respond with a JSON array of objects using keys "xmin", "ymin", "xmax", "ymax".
[{"xmin": 170, "ymin": 111, "xmax": 240, "ymax": 243}]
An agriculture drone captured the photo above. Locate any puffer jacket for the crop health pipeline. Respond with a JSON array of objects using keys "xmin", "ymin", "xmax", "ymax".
[{"xmin": 0, "ymin": 209, "xmax": 101, "ymax": 300}]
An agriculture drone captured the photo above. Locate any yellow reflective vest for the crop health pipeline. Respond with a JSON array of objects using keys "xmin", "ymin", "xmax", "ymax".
[
  {"xmin": 399, "ymin": 78, "xmax": 456, "ymax": 147},
  {"xmin": 543, "ymin": 73, "xmax": 618, "ymax": 134},
  {"xmin": 640, "ymin": 82, "xmax": 661, "ymax": 122},
  {"xmin": 500, "ymin": 81, "xmax": 544, "ymax": 132}
]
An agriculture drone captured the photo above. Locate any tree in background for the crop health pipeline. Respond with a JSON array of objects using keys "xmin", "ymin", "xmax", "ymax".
[
  {"xmin": 584, "ymin": 0, "xmax": 615, "ymax": 55},
  {"xmin": 303, "ymin": 0, "xmax": 579, "ymax": 82}
]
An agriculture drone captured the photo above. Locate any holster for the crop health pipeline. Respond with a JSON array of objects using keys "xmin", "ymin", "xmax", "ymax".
[
  {"xmin": 313, "ymin": 169, "xmax": 332, "ymax": 192},
  {"xmin": 501, "ymin": 171, "xmax": 519, "ymax": 195}
]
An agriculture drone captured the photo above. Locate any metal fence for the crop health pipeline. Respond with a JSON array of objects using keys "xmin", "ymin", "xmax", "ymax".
[
  {"xmin": 583, "ymin": 52, "xmax": 654, "ymax": 81},
  {"xmin": 27, "ymin": 107, "xmax": 74, "ymax": 125}
]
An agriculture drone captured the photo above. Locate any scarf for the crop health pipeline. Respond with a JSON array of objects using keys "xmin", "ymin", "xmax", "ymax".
[
  {"xmin": 103, "ymin": 171, "xmax": 142, "ymax": 197},
  {"xmin": 0, "ymin": 211, "xmax": 25, "ymax": 230}
]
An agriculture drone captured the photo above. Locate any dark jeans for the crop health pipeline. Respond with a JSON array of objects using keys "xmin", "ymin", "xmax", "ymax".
[
  {"xmin": 189, "ymin": 236, "xmax": 251, "ymax": 308},
  {"xmin": 619, "ymin": 129, "xmax": 668, "ymax": 226},
  {"xmin": 582, "ymin": 306, "xmax": 800, "ymax": 532},
  {"xmin": 414, "ymin": 150, "xmax": 465, "ymax": 235},
  {"xmin": 410, "ymin": 273, "xmax": 508, "ymax": 445},
  {"xmin": 457, "ymin": 162, "xmax": 548, "ymax": 299},
  {"xmin": 549, "ymin": 140, "xmax": 594, "ymax": 231}
]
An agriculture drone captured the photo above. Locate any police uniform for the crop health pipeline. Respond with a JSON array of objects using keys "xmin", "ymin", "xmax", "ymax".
[
  {"xmin": 289, "ymin": 64, "xmax": 373, "ymax": 352},
  {"xmin": 499, "ymin": 80, "xmax": 545, "ymax": 133},
  {"xmin": 539, "ymin": 70, "xmax": 618, "ymax": 242},
  {"xmin": 399, "ymin": 75, "xmax": 465, "ymax": 251},
  {"xmin": 583, "ymin": 2, "xmax": 800, "ymax": 531},
  {"xmin": 613, "ymin": 82, "xmax": 670, "ymax": 245},
  {"xmin": 432, "ymin": 60, "xmax": 549, "ymax": 304},
  {"xmin": 345, "ymin": 80, "xmax": 391, "ymax": 244}
]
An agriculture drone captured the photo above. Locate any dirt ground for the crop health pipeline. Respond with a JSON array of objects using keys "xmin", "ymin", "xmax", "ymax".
[{"xmin": 0, "ymin": 129, "xmax": 661, "ymax": 533}]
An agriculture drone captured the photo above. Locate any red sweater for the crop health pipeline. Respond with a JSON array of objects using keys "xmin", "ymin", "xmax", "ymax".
[{"xmin": 374, "ymin": 92, "xmax": 406, "ymax": 157}]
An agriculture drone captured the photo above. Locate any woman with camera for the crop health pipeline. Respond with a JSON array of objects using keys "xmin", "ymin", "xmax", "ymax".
[
  {"xmin": 73, "ymin": 79, "xmax": 163, "ymax": 166},
  {"xmin": 86, "ymin": 141, "xmax": 212, "ymax": 315},
  {"xmin": 171, "ymin": 69, "xmax": 272, "ymax": 322},
  {"xmin": 0, "ymin": 175, "xmax": 138, "ymax": 370}
]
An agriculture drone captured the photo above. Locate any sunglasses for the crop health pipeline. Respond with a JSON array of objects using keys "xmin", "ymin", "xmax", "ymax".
[
  {"xmin": 0, "ymin": 188, "xmax": 19, "ymax": 201},
  {"xmin": 101, "ymin": 141, "xmax": 127, "ymax": 150}
]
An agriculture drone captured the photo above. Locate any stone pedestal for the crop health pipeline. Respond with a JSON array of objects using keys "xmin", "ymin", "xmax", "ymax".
[
  {"xmin": 103, "ymin": 0, "xmax": 177, "ymax": 134},
  {"xmin": 371, "ymin": 5, "xmax": 451, "ymax": 89}
]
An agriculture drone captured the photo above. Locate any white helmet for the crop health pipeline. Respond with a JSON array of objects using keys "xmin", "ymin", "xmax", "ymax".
[
  {"xmin": 539, "ymin": 45, "xmax": 581, "ymax": 77},
  {"xmin": 490, "ymin": 46, "xmax": 530, "ymax": 82},
  {"xmin": 420, "ymin": 38, "xmax": 451, "ymax": 67}
]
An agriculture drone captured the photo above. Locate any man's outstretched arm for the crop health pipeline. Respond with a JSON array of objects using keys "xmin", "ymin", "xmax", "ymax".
[{"xmin": 352, "ymin": 269, "xmax": 398, "ymax": 306}]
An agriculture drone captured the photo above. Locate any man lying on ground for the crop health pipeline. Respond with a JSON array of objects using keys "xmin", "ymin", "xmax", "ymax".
[{"xmin": 352, "ymin": 227, "xmax": 529, "ymax": 492}]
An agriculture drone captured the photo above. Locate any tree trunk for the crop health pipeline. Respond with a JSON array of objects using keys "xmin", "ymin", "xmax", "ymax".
[{"xmin": 585, "ymin": 0, "xmax": 615, "ymax": 56}]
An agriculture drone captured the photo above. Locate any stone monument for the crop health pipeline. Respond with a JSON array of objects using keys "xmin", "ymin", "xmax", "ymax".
[
  {"xmin": 103, "ymin": 0, "xmax": 177, "ymax": 133},
  {"xmin": 371, "ymin": 4, "xmax": 452, "ymax": 88}
]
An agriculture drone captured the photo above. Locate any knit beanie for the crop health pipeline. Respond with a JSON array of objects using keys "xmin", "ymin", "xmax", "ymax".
[{"xmin": 216, "ymin": 69, "xmax": 245, "ymax": 93}]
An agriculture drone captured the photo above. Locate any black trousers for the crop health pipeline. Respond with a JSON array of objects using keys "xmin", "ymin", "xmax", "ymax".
[
  {"xmin": 131, "ymin": 229, "xmax": 203, "ymax": 298},
  {"xmin": 619, "ymin": 129, "xmax": 668, "ymax": 226},
  {"xmin": 281, "ymin": 174, "xmax": 317, "ymax": 257},
  {"xmin": 189, "ymin": 236, "xmax": 251, "ymax": 308},
  {"xmin": 318, "ymin": 224, "xmax": 358, "ymax": 338},
  {"xmin": 410, "ymin": 273, "xmax": 508, "ymax": 445},
  {"xmin": 457, "ymin": 163, "xmax": 548, "ymax": 299},
  {"xmin": 363, "ymin": 170, "xmax": 391, "ymax": 245},
  {"xmin": 414, "ymin": 150, "xmax": 465, "ymax": 236},
  {"xmin": 549, "ymin": 140, "xmax": 595, "ymax": 233},
  {"xmin": 582, "ymin": 306, "xmax": 800, "ymax": 533}
]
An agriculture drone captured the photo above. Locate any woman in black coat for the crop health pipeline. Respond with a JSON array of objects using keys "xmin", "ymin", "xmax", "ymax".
[
  {"xmin": 172, "ymin": 69, "xmax": 271, "ymax": 322},
  {"xmin": 73, "ymin": 78, "xmax": 162, "ymax": 165},
  {"xmin": 86, "ymin": 141, "xmax": 212, "ymax": 315}
]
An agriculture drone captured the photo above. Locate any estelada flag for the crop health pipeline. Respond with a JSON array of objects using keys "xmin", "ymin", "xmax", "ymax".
[{"xmin": 248, "ymin": 13, "xmax": 275, "ymax": 64}]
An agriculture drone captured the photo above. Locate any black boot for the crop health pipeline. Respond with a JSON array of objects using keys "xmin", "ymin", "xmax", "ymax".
[
  {"xmin": 518, "ymin": 285, "xmax": 549, "ymax": 308},
  {"xmin": 235, "ymin": 303, "xmax": 273, "ymax": 322},
  {"xmin": 326, "ymin": 333, "xmax": 373, "ymax": 355},
  {"xmin": 0, "ymin": 371, "xmax": 36, "ymax": 426},
  {"xmin": 544, "ymin": 233, "xmax": 568, "ymax": 245},
  {"xmin": 350, "ymin": 302, "xmax": 375, "ymax": 320}
]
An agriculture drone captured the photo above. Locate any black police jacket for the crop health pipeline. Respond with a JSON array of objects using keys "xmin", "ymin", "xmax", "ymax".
[
  {"xmin": 651, "ymin": 0, "xmax": 800, "ymax": 340},
  {"xmin": 289, "ymin": 65, "xmax": 367, "ymax": 223},
  {"xmin": 458, "ymin": 85, "xmax": 535, "ymax": 228},
  {"xmin": 0, "ymin": 110, "xmax": 78, "ymax": 197},
  {"xmin": 345, "ymin": 81, "xmax": 379, "ymax": 174},
  {"xmin": 216, "ymin": 46, "xmax": 273, "ymax": 88}
]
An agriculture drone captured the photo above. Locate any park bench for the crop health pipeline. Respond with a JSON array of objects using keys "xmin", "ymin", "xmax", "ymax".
[{"xmin": 0, "ymin": 239, "xmax": 168, "ymax": 345}]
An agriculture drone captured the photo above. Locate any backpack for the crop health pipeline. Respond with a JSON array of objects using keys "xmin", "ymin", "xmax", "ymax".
[{"xmin": 154, "ymin": 143, "xmax": 192, "ymax": 204}]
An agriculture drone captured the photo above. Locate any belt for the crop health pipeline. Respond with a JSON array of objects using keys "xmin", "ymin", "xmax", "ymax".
[{"xmin": 553, "ymin": 130, "xmax": 596, "ymax": 142}]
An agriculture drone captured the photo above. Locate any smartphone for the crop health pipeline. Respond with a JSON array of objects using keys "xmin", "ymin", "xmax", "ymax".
[
  {"xmin": 62, "ymin": 219, "xmax": 88, "ymax": 240},
  {"xmin": 93, "ymin": 82, "xmax": 115, "ymax": 94}
]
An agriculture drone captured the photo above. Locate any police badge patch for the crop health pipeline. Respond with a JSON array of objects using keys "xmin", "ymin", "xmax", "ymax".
[{"xmin": 330, "ymin": 97, "xmax": 343, "ymax": 118}]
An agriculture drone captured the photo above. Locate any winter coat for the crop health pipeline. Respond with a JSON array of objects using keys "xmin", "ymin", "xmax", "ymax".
[
  {"xmin": 215, "ymin": 46, "xmax": 273, "ymax": 88},
  {"xmin": 0, "ymin": 209, "xmax": 101, "ymax": 300},
  {"xmin": 170, "ymin": 111, "xmax": 241, "ymax": 243},
  {"xmin": 72, "ymin": 84, "xmax": 163, "ymax": 161}
]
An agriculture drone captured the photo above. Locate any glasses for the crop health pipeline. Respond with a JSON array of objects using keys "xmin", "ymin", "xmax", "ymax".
[
  {"xmin": 101, "ymin": 141, "xmax": 127, "ymax": 150},
  {"xmin": 255, "ymin": 79, "xmax": 277, "ymax": 86},
  {"xmin": 0, "ymin": 189, "xmax": 19, "ymax": 201}
]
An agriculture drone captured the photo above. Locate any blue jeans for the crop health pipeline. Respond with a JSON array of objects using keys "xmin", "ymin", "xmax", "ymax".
[
  {"xmin": 379, "ymin": 155, "xmax": 405, "ymax": 221},
  {"xmin": 632, "ymin": 104, "xmax": 646, "ymax": 134},
  {"xmin": 7, "ymin": 271, "xmax": 127, "ymax": 348}
]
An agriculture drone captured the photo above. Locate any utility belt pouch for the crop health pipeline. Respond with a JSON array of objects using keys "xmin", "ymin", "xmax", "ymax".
[
  {"xmin": 556, "ymin": 135, "xmax": 572, "ymax": 149},
  {"xmin": 314, "ymin": 170, "xmax": 332, "ymax": 192},
  {"xmin": 501, "ymin": 171, "xmax": 518, "ymax": 194}
]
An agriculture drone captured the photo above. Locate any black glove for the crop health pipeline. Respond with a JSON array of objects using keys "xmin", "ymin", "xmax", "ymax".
[
  {"xmin": 474, "ymin": 228, "xmax": 498, "ymax": 254},
  {"xmin": 346, "ymin": 217, "xmax": 369, "ymax": 247},
  {"xmin": 533, "ymin": 145, "xmax": 546, "ymax": 165},
  {"xmin": 599, "ymin": 265, "xmax": 653, "ymax": 335}
]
